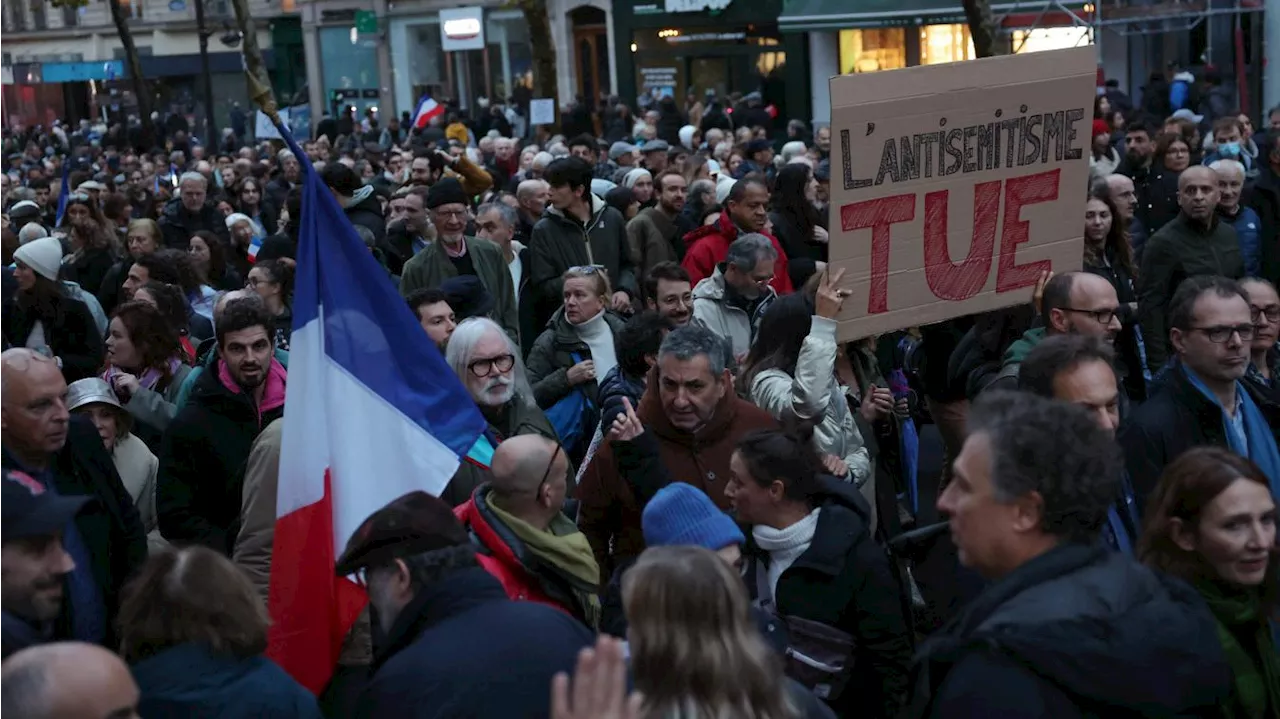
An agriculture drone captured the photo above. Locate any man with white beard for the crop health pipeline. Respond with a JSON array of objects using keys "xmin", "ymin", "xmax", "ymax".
[{"xmin": 440, "ymin": 318, "xmax": 563, "ymax": 507}]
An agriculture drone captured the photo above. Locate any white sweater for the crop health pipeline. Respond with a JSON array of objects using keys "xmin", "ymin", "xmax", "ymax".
[
  {"xmin": 572, "ymin": 309, "xmax": 617, "ymax": 380},
  {"xmin": 752, "ymin": 508, "xmax": 821, "ymax": 603}
]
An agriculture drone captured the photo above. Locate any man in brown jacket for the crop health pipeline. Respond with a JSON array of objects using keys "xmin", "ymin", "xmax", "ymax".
[
  {"xmin": 576, "ymin": 323, "xmax": 776, "ymax": 579},
  {"xmin": 626, "ymin": 170, "xmax": 688, "ymax": 279}
]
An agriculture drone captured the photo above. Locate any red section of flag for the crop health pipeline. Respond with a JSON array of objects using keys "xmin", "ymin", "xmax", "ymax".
[{"xmin": 266, "ymin": 469, "xmax": 368, "ymax": 694}]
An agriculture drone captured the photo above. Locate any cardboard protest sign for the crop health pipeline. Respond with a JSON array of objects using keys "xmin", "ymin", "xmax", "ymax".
[{"xmin": 826, "ymin": 46, "xmax": 1094, "ymax": 341}]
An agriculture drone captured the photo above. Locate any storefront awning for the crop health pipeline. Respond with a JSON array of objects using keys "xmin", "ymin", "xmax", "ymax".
[{"xmin": 778, "ymin": 0, "xmax": 1085, "ymax": 32}]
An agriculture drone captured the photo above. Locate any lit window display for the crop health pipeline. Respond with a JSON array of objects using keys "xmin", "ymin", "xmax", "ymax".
[
  {"xmin": 920, "ymin": 24, "xmax": 975, "ymax": 65},
  {"xmin": 838, "ymin": 28, "xmax": 907, "ymax": 74}
]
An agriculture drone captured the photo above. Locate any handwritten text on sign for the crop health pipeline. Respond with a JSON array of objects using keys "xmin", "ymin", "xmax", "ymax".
[{"xmin": 825, "ymin": 47, "xmax": 1095, "ymax": 341}]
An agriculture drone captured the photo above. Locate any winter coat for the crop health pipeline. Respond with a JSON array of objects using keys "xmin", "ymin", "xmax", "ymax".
[
  {"xmin": 62, "ymin": 281, "xmax": 108, "ymax": 336},
  {"xmin": 444, "ymin": 153, "xmax": 496, "ymax": 198},
  {"xmin": 744, "ymin": 477, "xmax": 914, "ymax": 718},
  {"xmin": 748, "ymin": 316, "xmax": 872, "ymax": 488},
  {"xmin": 157, "ymin": 359, "xmax": 286, "ymax": 554},
  {"xmin": 769, "ymin": 209, "xmax": 825, "ymax": 263},
  {"xmin": 682, "ymin": 210, "xmax": 793, "ymax": 295},
  {"xmin": 1218, "ymin": 204, "xmax": 1263, "ymax": 276},
  {"xmin": 907, "ymin": 543, "xmax": 1231, "ymax": 719},
  {"xmin": 1250, "ymin": 166, "xmax": 1280, "ymax": 287},
  {"xmin": 2, "ymin": 292, "xmax": 105, "ymax": 382},
  {"xmin": 1083, "ymin": 251, "xmax": 1148, "ymax": 402},
  {"xmin": 1088, "ymin": 148, "xmax": 1121, "ymax": 184},
  {"xmin": 111, "ymin": 433, "xmax": 166, "ymax": 553},
  {"xmin": 626, "ymin": 206, "xmax": 683, "ymax": 278},
  {"xmin": 596, "ymin": 365, "xmax": 645, "ymax": 431},
  {"xmin": 1, "ymin": 416, "xmax": 148, "ymax": 648},
  {"xmin": 692, "ymin": 264, "xmax": 777, "ymax": 358},
  {"xmin": 1122, "ymin": 162, "xmax": 1181, "ymax": 237},
  {"xmin": 455, "ymin": 485, "xmax": 593, "ymax": 623},
  {"xmin": 528, "ymin": 195, "xmax": 639, "ymax": 325},
  {"xmin": 1119, "ymin": 362, "xmax": 1280, "ymax": 513},
  {"xmin": 133, "ymin": 643, "xmax": 321, "ymax": 719},
  {"xmin": 577, "ymin": 367, "xmax": 778, "ymax": 578},
  {"xmin": 1137, "ymin": 213, "xmax": 1244, "ymax": 368},
  {"xmin": 398, "ymin": 237, "xmax": 520, "ymax": 344},
  {"xmin": 525, "ymin": 308, "xmax": 626, "ymax": 408},
  {"xmin": 1169, "ymin": 71, "xmax": 1198, "ymax": 111},
  {"xmin": 359, "ymin": 567, "xmax": 594, "ymax": 719},
  {"xmin": 984, "ymin": 327, "xmax": 1048, "ymax": 393},
  {"xmin": 157, "ymin": 197, "xmax": 231, "ymax": 250},
  {"xmin": 234, "ymin": 418, "xmax": 283, "ymax": 601},
  {"xmin": 440, "ymin": 397, "xmax": 560, "ymax": 508},
  {"xmin": 64, "ymin": 246, "xmax": 116, "ymax": 305},
  {"xmin": 119, "ymin": 363, "xmax": 195, "ymax": 451}
]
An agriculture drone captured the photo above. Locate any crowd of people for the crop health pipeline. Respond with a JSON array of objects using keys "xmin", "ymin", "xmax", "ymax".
[{"xmin": 0, "ymin": 83, "xmax": 1277, "ymax": 719}]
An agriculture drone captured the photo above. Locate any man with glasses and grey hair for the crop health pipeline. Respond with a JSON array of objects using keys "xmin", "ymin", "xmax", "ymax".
[
  {"xmin": 157, "ymin": 171, "xmax": 229, "ymax": 250},
  {"xmin": 577, "ymin": 322, "xmax": 777, "ymax": 578},
  {"xmin": 691, "ymin": 233, "xmax": 778, "ymax": 359},
  {"xmin": 398, "ymin": 179, "xmax": 519, "ymax": 343},
  {"xmin": 441, "ymin": 317, "xmax": 558, "ymax": 507},
  {"xmin": 1121, "ymin": 275, "xmax": 1280, "ymax": 507}
]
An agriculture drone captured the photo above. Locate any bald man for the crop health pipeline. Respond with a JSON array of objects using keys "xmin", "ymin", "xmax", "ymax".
[
  {"xmin": 1, "ymin": 350, "xmax": 147, "ymax": 649},
  {"xmin": 1137, "ymin": 165, "xmax": 1244, "ymax": 367},
  {"xmin": 2, "ymin": 642, "xmax": 141, "ymax": 719},
  {"xmin": 453, "ymin": 435, "xmax": 601, "ymax": 627}
]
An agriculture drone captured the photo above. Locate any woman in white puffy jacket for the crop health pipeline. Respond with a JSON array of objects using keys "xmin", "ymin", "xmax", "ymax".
[{"xmin": 739, "ymin": 269, "xmax": 876, "ymax": 527}]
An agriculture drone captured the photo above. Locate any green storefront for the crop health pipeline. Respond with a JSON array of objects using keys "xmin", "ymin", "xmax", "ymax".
[{"xmin": 613, "ymin": 0, "xmax": 809, "ymax": 134}]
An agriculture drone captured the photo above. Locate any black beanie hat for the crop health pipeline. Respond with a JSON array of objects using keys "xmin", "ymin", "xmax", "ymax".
[{"xmin": 426, "ymin": 177, "xmax": 468, "ymax": 209}]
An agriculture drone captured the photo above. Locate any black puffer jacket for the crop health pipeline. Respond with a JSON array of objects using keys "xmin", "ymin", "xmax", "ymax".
[
  {"xmin": 527, "ymin": 197, "xmax": 638, "ymax": 328},
  {"xmin": 906, "ymin": 544, "xmax": 1231, "ymax": 719},
  {"xmin": 744, "ymin": 477, "xmax": 914, "ymax": 718},
  {"xmin": 344, "ymin": 187, "xmax": 386, "ymax": 244},
  {"xmin": 158, "ymin": 197, "xmax": 231, "ymax": 250}
]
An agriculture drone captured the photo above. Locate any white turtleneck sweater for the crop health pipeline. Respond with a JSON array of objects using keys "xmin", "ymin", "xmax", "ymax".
[
  {"xmin": 572, "ymin": 309, "xmax": 617, "ymax": 380},
  {"xmin": 752, "ymin": 508, "xmax": 821, "ymax": 603}
]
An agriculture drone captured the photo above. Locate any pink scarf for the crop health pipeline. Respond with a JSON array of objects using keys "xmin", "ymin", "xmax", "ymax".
[{"xmin": 102, "ymin": 356, "xmax": 185, "ymax": 392}]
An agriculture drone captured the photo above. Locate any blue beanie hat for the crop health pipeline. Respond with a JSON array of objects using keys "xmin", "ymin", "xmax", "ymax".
[{"xmin": 642, "ymin": 483, "xmax": 744, "ymax": 550}]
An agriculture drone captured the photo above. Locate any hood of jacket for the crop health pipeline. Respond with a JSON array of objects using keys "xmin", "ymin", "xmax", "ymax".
[
  {"xmin": 638, "ymin": 362, "xmax": 747, "ymax": 448},
  {"xmin": 543, "ymin": 193, "xmax": 607, "ymax": 230},
  {"xmin": 1171, "ymin": 71, "xmax": 1196, "ymax": 83},
  {"xmin": 683, "ymin": 209, "xmax": 738, "ymax": 252},
  {"xmin": 343, "ymin": 185, "xmax": 379, "ymax": 213},
  {"xmin": 1001, "ymin": 327, "xmax": 1047, "ymax": 366},
  {"xmin": 790, "ymin": 476, "xmax": 874, "ymax": 576},
  {"xmin": 919, "ymin": 543, "xmax": 1232, "ymax": 714}
]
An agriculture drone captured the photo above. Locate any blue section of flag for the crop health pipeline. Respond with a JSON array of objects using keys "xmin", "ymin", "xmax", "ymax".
[
  {"xmin": 55, "ymin": 165, "xmax": 70, "ymax": 227},
  {"xmin": 271, "ymin": 113, "xmax": 487, "ymax": 460}
]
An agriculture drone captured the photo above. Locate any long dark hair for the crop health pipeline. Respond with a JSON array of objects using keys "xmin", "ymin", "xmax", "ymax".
[
  {"xmin": 137, "ymin": 281, "xmax": 191, "ymax": 336},
  {"xmin": 1138, "ymin": 447, "xmax": 1277, "ymax": 614},
  {"xmin": 739, "ymin": 292, "xmax": 815, "ymax": 395},
  {"xmin": 16, "ymin": 274, "xmax": 71, "ymax": 324},
  {"xmin": 191, "ymin": 230, "xmax": 229, "ymax": 285},
  {"xmin": 1085, "ymin": 189, "xmax": 1136, "ymax": 278},
  {"xmin": 233, "ymin": 177, "xmax": 263, "ymax": 214},
  {"xmin": 771, "ymin": 163, "xmax": 821, "ymax": 241}
]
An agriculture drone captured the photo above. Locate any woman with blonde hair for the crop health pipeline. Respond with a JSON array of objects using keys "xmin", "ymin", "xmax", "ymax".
[
  {"xmin": 621, "ymin": 545, "xmax": 833, "ymax": 719},
  {"xmin": 119, "ymin": 545, "xmax": 321, "ymax": 717}
]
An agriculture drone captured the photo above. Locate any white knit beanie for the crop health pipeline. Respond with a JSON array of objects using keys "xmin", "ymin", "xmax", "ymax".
[{"xmin": 13, "ymin": 236, "xmax": 65, "ymax": 282}]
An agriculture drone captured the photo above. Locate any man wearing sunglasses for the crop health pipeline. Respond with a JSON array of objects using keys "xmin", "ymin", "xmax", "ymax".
[
  {"xmin": 1121, "ymin": 276, "xmax": 1280, "ymax": 509},
  {"xmin": 985, "ymin": 272, "xmax": 1124, "ymax": 393}
]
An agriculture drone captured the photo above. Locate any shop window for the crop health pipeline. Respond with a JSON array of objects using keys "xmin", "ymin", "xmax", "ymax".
[
  {"xmin": 920, "ymin": 24, "xmax": 974, "ymax": 65},
  {"xmin": 838, "ymin": 28, "xmax": 906, "ymax": 74},
  {"xmin": 1011, "ymin": 27, "xmax": 1092, "ymax": 54}
]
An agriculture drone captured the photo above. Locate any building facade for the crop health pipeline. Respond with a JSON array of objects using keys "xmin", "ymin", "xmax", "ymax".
[
  {"xmin": 302, "ymin": 0, "xmax": 616, "ymax": 127},
  {"xmin": 1, "ymin": 0, "xmax": 303, "ymax": 134}
]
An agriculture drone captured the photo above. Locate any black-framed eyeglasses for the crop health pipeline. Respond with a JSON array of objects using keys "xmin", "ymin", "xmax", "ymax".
[
  {"xmin": 1063, "ymin": 307, "xmax": 1120, "ymax": 325},
  {"xmin": 1251, "ymin": 305, "xmax": 1280, "ymax": 324},
  {"xmin": 467, "ymin": 353, "xmax": 515, "ymax": 378},
  {"xmin": 1189, "ymin": 324, "xmax": 1255, "ymax": 343}
]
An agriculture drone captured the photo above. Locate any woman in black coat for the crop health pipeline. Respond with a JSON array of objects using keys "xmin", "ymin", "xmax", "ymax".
[
  {"xmin": 1084, "ymin": 189, "xmax": 1147, "ymax": 400},
  {"xmin": 61, "ymin": 192, "xmax": 120, "ymax": 300},
  {"xmin": 769, "ymin": 163, "xmax": 827, "ymax": 263},
  {"xmin": 5, "ymin": 241, "xmax": 106, "ymax": 382},
  {"xmin": 729, "ymin": 428, "xmax": 914, "ymax": 719}
]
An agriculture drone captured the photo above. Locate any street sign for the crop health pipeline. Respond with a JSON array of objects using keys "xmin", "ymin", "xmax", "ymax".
[{"xmin": 354, "ymin": 10, "xmax": 377, "ymax": 34}]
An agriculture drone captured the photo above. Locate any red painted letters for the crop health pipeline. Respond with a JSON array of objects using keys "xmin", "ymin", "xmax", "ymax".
[
  {"xmin": 840, "ymin": 194, "xmax": 916, "ymax": 314},
  {"xmin": 922, "ymin": 180, "xmax": 1001, "ymax": 301},
  {"xmin": 840, "ymin": 169, "xmax": 1062, "ymax": 314},
  {"xmin": 996, "ymin": 169, "xmax": 1060, "ymax": 292}
]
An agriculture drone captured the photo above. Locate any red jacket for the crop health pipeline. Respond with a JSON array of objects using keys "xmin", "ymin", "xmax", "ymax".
[
  {"xmin": 680, "ymin": 210, "xmax": 794, "ymax": 295},
  {"xmin": 454, "ymin": 486, "xmax": 577, "ymax": 620}
]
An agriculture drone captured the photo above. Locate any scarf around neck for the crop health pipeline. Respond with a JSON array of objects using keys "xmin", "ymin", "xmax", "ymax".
[
  {"xmin": 103, "ymin": 356, "xmax": 184, "ymax": 391},
  {"xmin": 1183, "ymin": 365, "xmax": 1280, "ymax": 498},
  {"xmin": 486, "ymin": 496, "xmax": 602, "ymax": 627},
  {"xmin": 753, "ymin": 508, "xmax": 820, "ymax": 602},
  {"xmin": 1195, "ymin": 578, "xmax": 1280, "ymax": 719}
]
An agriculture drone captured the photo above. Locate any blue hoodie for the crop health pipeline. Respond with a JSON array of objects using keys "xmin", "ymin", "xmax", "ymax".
[{"xmin": 132, "ymin": 643, "xmax": 321, "ymax": 719}]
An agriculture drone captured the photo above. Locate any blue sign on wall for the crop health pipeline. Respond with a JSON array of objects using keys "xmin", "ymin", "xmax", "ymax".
[{"xmin": 41, "ymin": 60, "xmax": 126, "ymax": 83}]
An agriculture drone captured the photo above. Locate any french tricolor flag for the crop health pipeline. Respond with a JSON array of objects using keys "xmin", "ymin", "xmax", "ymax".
[
  {"xmin": 264, "ymin": 113, "xmax": 486, "ymax": 693},
  {"xmin": 411, "ymin": 93, "xmax": 445, "ymax": 130}
]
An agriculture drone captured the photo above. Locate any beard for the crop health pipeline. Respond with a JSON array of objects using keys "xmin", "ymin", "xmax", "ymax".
[{"xmin": 476, "ymin": 375, "xmax": 515, "ymax": 407}]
